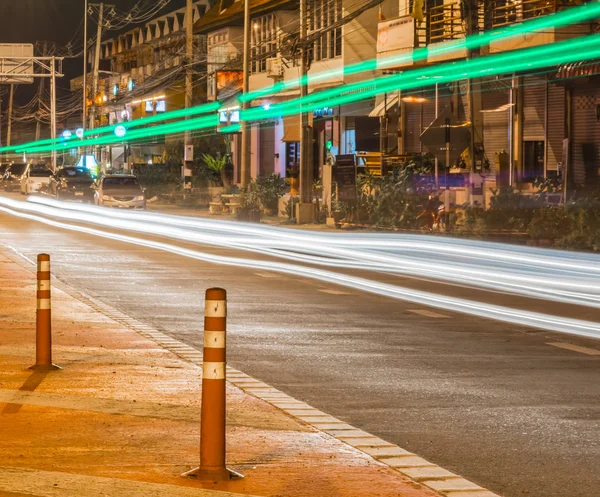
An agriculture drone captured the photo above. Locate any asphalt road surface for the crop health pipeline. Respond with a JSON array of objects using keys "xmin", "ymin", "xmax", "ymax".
[{"xmin": 0, "ymin": 195, "xmax": 598, "ymax": 497}]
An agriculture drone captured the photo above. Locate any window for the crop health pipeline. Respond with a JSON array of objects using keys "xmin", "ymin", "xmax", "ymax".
[
  {"xmin": 8, "ymin": 164, "xmax": 27, "ymax": 176},
  {"xmin": 251, "ymin": 14, "xmax": 279, "ymax": 73},
  {"xmin": 103, "ymin": 177, "xmax": 141, "ymax": 188},
  {"xmin": 29, "ymin": 167, "xmax": 52, "ymax": 178},
  {"xmin": 309, "ymin": 0, "xmax": 342, "ymax": 61},
  {"xmin": 59, "ymin": 168, "xmax": 91, "ymax": 178}
]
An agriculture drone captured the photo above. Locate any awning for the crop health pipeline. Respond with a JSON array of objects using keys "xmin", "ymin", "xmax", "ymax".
[
  {"xmin": 368, "ymin": 93, "xmax": 399, "ymax": 117},
  {"xmin": 557, "ymin": 60, "xmax": 600, "ymax": 80},
  {"xmin": 281, "ymin": 114, "xmax": 301, "ymax": 142}
]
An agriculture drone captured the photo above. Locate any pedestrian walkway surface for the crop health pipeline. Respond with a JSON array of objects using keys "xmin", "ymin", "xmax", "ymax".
[{"xmin": 0, "ymin": 248, "xmax": 438, "ymax": 497}]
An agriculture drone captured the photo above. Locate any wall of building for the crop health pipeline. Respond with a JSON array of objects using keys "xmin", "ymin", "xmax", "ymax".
[{"xmin": 207, "ymin": 27, "xmax": 244, "ymax": 101}]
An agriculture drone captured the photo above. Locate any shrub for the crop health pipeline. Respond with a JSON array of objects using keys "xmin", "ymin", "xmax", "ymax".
[
  {"xmin": 528, "ymin": 207, "xmax": 572, "ymax": 242},
  {"xmin": 485, "ymin": 187, "xmax": 541, "ymax": 231},
  {"xmin": 256, "ymin": 174, "xmax": 286, "ymax": 214},
  {"xmin": 353, "ymin": 154, "xmax": 436, "ymax": 228}
]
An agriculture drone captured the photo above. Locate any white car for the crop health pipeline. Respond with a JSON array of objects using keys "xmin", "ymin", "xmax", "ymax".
[{"xmin": 20, "ymin": 164, "xmax": 53, "ymax": 195}]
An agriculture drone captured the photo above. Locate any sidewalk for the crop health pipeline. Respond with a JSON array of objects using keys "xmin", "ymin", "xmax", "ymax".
[
  {"xmin": 0, "ymin": 247, "xmax": 439, "ymax": 497},
  {"xmin": 146, "ymin": 202, "xmax": 338, "ymax": 231}
]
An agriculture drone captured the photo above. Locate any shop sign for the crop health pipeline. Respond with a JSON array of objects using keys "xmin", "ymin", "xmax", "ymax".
[
  {"xmin": 377, "ymin": 16, "xmax": 415, "ymax": 54},
  {"xmin": 219, "ymin": 110, "xmax": 240, "ymax": 124},
  {"xmin": 313, "ymin": 107, "xmax": 334, "ymax": 118}
]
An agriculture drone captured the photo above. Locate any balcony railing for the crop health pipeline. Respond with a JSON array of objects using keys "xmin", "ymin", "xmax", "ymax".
[
  {"xmin": 429, "ymin": 2, "xmax": 466, "ymax": 44},
  {"xmin": 492, "ymin": 0, "xmax": 569, "ymax": 29}
]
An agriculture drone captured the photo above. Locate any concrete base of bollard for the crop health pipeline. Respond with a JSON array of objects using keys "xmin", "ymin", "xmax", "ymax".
[
  {"xmin": 181, "ymin": 466, "xmax": 243, "ymax": 481},
  {"xmin": 29, "ymin": 364, "xmax": 61, "ymax": 371}
]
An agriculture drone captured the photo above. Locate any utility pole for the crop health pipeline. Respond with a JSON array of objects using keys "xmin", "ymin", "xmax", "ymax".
[
  {"xmin": 83, "ymin": 0, "xmax": 88, "ymax": 132},
  {"xmin": 35, "ymin": 80, "xmax": 43, "ymax": 141},
  {"xmin": 182, "ymin": 0, "xmax": 195, "ymax": 196},
  {"xmin": 36, "ymin": 42, "xmax": 47, "ymax": 142},
  {"xmin": 297, "ymin": 0, "xmax": 314, "ymax": 223},
  {"xmin": 240, "ymin": 0, "xmax": 251, "ymax": 187},
  {"xmin": 185, "ymin": 0, "xmax": 194, "ymax": 123},
  {"xmin": 90, "ymin": 2, "xmax": 104, "ymax": 130},
  {"xmin": 6, "ymin": 84, "xmax": 14, "ymax": 147},
  {"xmin": 466, "ymin": 0, "xmax": 484, "ymax": 204},
  {"xmin": 51, "ymin": 56, "xmax": 57, "ymax": 171}
]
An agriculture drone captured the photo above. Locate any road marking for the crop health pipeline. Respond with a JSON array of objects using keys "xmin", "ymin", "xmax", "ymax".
[
  {"xmin": 408, "ymin": 309, "xmax": 450, "ymax": 318},
  {"xmin": 318, "ymin": 288, "xmax": 351, "ymax": 295},
  {"xmin": 547, "ymin": 342, "xmax": 600, "ymax": 356}
]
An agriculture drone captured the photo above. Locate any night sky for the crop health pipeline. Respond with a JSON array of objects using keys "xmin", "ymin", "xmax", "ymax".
[{"xmin": 0, "ymin": 0, "xmax": 186, "ymax": 103}]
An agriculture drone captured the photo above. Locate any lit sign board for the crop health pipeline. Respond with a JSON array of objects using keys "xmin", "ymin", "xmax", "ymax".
[{"xmin": 313, "ymin": 107, "xmax": 334, "ymax": 118}]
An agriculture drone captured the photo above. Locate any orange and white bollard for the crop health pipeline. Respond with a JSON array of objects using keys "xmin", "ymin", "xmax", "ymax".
[
  {"xmin": 183, "ymin": 288, "xmax": 241, "ymax": 481},
  {"xmin": 30, "ymin": 254, "xmax": 60, "ymax": 371}
]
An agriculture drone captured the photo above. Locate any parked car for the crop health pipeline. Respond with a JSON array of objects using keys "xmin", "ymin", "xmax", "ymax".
[
  {"xmin": 95, "ymin": 175, "xmax": 146, "ymax": 209},
  {"xmin": 48, "ymin": 166, "xmax": 96, "ymax": 203},
  {"xmin": 3, "ymin": 163, "xmax": 28, "ymax": 192},
  {"xmin": 20, "ymin": 164, "xmax": 52, "ymax": 195}
]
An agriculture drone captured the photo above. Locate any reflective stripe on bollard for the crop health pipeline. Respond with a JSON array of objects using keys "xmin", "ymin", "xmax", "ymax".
[{"xmin": 30, "ymin": 254, "xmax": 60, "ymax": 371}]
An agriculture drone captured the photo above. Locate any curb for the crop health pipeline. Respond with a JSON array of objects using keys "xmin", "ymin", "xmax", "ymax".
[{"xmin": 3, "ymin": 246, "xmax": 503, "ymax": 497}]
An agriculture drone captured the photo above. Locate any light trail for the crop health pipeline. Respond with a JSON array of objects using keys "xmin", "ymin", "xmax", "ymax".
[
  {"xmin": 1, "ymin": 196, "xmax": 599, "ymax": 339},
  {"xmin": 12, "ymin": 35, "xmax": 600, "ymax": 155},
  {"xmin": 19, "ymin": 34, "xmax": 600, "ymax": 152},
  {"xmin": 5, "ymin": 3, "xmax": 600, "ymax": 155},
  {"xmin": 252, "ymin": 33, "xmax": 600, "ymax": 122},
  {"xmin": 240, "ymin": 2, "xmax": 600, "ymax": 102},
  {"xmin": 27, "ymin": 196, "xmax": 600, "ymax": 276}
]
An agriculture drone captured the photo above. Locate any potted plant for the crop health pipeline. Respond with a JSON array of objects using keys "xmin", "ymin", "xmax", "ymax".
[
  {"xmin": 202, "ymin": 153, "xmax": 226, "ymax": 186},
  {"xmin": 237, "ymin": 182, "xmax": 262, "ymax": 222},
  {"xmin": 256, "ymin": 173, "xmax": 287, "ymax": 215}
]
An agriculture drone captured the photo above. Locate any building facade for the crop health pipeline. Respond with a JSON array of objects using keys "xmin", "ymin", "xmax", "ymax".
[
  {"xmin": 195, "ymin": 0, "xmax": 392, "ymax": 183},
  {"xmin": 374, "ymin": 0, "xmax": 600, "ymax": 201},
  {"xmin": 71, "ymin": 0, "xmax": 211, "ymax": 168}
]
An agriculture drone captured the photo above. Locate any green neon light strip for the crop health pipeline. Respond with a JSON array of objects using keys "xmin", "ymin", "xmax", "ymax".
[
  {"xmin": 4, "ymin": 3, "xmax": 598, "ymax": 155},
  {"xmin": 239, "ymin": 2, "xmax": 600, "ymax": 103},
  {"xmin": 246, "ymin": 33, "xmax": 600, "ymax": 122},
  {"xmin": 0, "ymin": 101, "xmax": 222, "ymax": 155},
  {"xmin": 20, "ymin": 114, "xmax": 219, "ymax": 154},
  {"xmin": 84, "ymin": 101, "xmax": 222, "ymax": 137},
  {"xmin": 13, "ymin": 33, "xmax": 600, "ymax": 155}
]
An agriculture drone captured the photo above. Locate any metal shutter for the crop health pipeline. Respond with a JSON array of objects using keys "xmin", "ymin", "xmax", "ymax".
[
  {"xmin": 481, "ymin": 79, "xmax": 510, "ymax": 172},
  {"xmin": 546, "ymin": 83, "xmax": 565, "ymax": 173},
  {"xmin": 405, "ymin": 102, "xmax": 422, "ymax": 154},
  {"xmin": 421, "ymin": 98, "xmax": 436, "ymax": 136},
  {"xmin": 523, "ymin": 75, "xmax": 545, "ymax": 140},
  {"xmin": 571, "ymin": 87, "xmax": 600, "ymax": 188},
  {"xmin": 457, "ymin": 80, "xmax": 469, "ymax": 123}
]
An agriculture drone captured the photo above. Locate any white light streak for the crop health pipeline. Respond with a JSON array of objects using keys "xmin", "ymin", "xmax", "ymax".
[{"xmin": 0, "ymin": 196, "xmax": 599, "ymax": 339}]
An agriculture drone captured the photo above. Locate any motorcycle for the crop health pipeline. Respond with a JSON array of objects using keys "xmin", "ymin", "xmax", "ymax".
[{"xmin": 417, "ymin": 197, "xmax": 446, "ymax": 231}]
